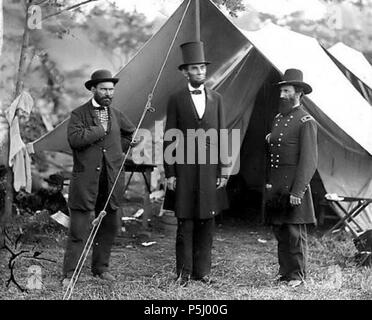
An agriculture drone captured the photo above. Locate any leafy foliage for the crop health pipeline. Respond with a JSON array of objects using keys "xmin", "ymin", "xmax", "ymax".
[
  {"xmin": 212, "ymin": 0, "xmax": 245, "ymax": 17},
  {"xmin": 251, "ymin": 0, "xmax": 372, "ymax": 54},
  {"xmin": 79, "ymin": 2, "xmax": 154, "ymax": 70}
]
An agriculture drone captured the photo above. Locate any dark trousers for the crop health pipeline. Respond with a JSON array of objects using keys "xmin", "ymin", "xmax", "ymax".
[
  {"xmin": 272, "ymin": 224, "xmax": 308, "ymax": 280},
  {"xmin": 63, "ymin": 163, "xmax": 119, "ymax": 277},
  {"xmin": 176, "ymin": 218, "xmax": 214, "ymax": 279},
  {"xmin": 62, "ymin": 207, "xmax": 119, "ymax": 277}
]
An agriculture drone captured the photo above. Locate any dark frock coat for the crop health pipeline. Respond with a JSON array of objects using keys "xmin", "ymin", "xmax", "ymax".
[
  {"xmin": 67, "ymin": 100, "xmax": 135, "ymax": 212},
  {"xmin": 265, "ymin": 105, "xmax": 318, "ymax": 225},
  {"xmin": 163, "ymin": 87, "xmax": 227, "ymax": 220}
]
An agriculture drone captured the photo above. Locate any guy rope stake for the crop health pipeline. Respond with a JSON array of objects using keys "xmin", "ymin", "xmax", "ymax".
[{"xmin": 62, "ymin": 0, "xmax": 192, "ymax": 300}]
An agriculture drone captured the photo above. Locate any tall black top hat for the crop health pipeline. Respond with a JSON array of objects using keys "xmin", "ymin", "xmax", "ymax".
[
  {"xmin": 85, "ymin": 69, "xmax": 119, "ymax": 90},
  {"xmin": 276, "ymin": 68, "xmax": 312, "ymax": 94},
  {"xmin": 178, "ymin": 41, "xmax": 210, "ymax": 70}
]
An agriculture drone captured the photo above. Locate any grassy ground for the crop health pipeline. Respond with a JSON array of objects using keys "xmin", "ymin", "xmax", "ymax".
[{"xmin": 1, "ymin": 209, "xmax": 372, "ymax": 300}]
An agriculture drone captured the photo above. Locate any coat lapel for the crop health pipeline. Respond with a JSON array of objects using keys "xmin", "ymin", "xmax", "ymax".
[
  {"xmin": 88, "ymin": 100, "xmax": 100, "ymax": 125},
  {"xmin": 183, "ymin": 87, "xmax": 213, "ymax": 123},
  {"xmin": 183, "ymin": 88, "xmax": 200, "ymax": 123},
  {"xmin": 204, "ymin": 87, "xmax": 214, "ymax": 120}
]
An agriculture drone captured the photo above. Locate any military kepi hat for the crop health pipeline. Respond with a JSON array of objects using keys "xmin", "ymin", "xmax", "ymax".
[
  {"xmin": 178, "ymin": 41, "xmax": 210, "ymax": 70},
  {"xmin": 276, "ymin": 68, "xmax": 312, "ymax": 94},
  {"xmin": 85, "ymin": 69, "xmax": 119, "ymax": 90}
]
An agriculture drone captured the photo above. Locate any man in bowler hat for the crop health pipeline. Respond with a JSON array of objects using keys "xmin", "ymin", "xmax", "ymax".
[
  {"xmin": 163, "ymin": 41, "xmax": 228, "ymax": 286},
  {"xmin": 62, "ymin": 69, "xmax": 136, "ymax": 286},
  {"xmin": 265, "ymin": 68, "xmax": 318, "ymax": 287}
]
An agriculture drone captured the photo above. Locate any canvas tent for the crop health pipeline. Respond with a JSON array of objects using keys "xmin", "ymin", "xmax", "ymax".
[
  {"xmin": 326, "ymin": 42, "xmax": 372, "ymax": 105},
  {"xmin": 29, "ymin": 0, "xmax": 372, "ymax": 233}
]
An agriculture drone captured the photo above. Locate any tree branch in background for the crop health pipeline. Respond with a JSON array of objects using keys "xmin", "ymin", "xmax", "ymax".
[
  {"xmin": 33, "ymin": 0, "xmax": 49, "ymax": 6},
  {"xmin": 42, "ymin": 0, "xmax": 99, "ymax": 21},
  {"xmin": 0, "ymin": 0, "xmax": 3, "ymax": 55},
  {"xmin": 212, "ymin": 0, "xmax": 245, "ymax": 17},
  {"xmin": 15, "ymin": 1, "xmax": 32, "ymax": 96}
]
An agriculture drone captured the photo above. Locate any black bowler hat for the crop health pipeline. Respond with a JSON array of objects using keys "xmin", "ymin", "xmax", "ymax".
[
  {"xmin": 84, "ymin": 69, "xmax": 119, "ymax": 90},
  {"xmin": 276, "ymin": 68, "xmax": 312, "ymax": 94},
  {"xmin": 44, "ymin": 174, "xmax": 64, "ymax": 187},
  {"xmin": 178, "ymin": 41, "xmax": 210, "ymax": 70}
]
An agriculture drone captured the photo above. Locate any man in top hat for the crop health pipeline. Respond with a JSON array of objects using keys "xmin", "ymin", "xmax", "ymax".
[
  {"xmin": 62, "ymin": 69, "xmax": 136, "ymax": 286},
  {"xmin": 265, "ymin": 68, "xmax": 318, "ymax": 287},
  {"xmin": 163, "ymin": 41, "xmax": 228, "ymax": 286}
]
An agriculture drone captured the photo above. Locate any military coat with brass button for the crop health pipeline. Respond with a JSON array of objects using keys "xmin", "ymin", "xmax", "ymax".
[
  {"xmin": 67, "ymin": 100, "xmax": 136, "ymax": 212},
  {"xmin": 265, "ymin": 105, "xmax": 318, "ymax": 225}
]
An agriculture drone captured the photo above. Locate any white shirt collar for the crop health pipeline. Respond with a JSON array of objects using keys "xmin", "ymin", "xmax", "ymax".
[
  {"xmin": 92, "ymin": 98, "xmax": 100, "ymax": 107},
  {"xmin": 188, "ymin": 84, "xmax": 206, "ymax": 119},
  {"xmin": 188, "ymin": 83, "xmax": 205, "ymax": 92}
]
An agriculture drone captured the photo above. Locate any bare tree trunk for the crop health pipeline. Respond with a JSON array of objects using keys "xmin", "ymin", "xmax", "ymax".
[
  {"xmin": 0, "ymin": 0, "xmax": 5, "ymax": 247},
  {"xmin": 42, "ymin": 0, "xmax": 99, "ymax": 21},
  {"xmin": 0, "ymin": 0, "xmax": 3, "ymax": 54},
  {"xmin": 15, "ymin": 3, "xmax": 31, "ymax": 96},
  {"xmin": 0, "ymin": 1, "xmax": 31, "ymax": 242}
]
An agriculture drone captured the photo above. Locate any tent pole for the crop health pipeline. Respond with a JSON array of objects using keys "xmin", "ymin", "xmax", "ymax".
[{"xmin": 195, "ymin": 0, "xmax": 200, "ymax": 41}]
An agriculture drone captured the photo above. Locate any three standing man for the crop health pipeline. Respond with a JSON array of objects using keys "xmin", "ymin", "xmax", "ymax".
[
  {"xmin": 265, "ymin": 68, "xmax": 318, "ymax": 287},
  {"xmin": 62, "ymin": 55, "xmax": 317, "ymax": 289},
  {"xmin": 163, "ymin": 41, "xmax": 228, "ymax": 286}
]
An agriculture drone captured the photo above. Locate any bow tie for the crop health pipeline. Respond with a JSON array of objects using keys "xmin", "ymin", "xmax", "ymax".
[
  {"xmin": 190, "ymin": 89, "xmax": 202, "ymax": 95},
  {"xmin": 94, "ymin": 106, "xmax": 106, "ymax": 111}
]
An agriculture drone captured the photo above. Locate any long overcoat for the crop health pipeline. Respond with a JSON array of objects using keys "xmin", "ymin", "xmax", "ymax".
[
  {"xmin": 163, "ymin": 87, "xmax": 227, "ymax": 220},
  {"xmin": 265, "ymin": 105, "xmax": 318, "ymax": 225},
  {"xmin": 67, "ymin": 100, "xmax": 135, "ymax": 212}
]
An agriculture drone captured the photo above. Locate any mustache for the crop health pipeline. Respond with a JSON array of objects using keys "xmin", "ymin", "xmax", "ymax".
[
  {"xmin": 279, "ymin": 97, "xmax": 295, "ymax": 105},
  {"xmin": 95, "ymin": 95, "xmax": 113, "ymax": 106},
  {"xmin": 279, "ymin": 97, "xmax": 291, "ymax": 102}
]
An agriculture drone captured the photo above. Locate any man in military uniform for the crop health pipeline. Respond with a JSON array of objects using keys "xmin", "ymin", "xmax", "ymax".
[
  {"xmin": 163, "ymin": 41, "xmax": 228, "ymax": 286},
  {"xmin": 265, "ymin": 68, "xmax": 318, "ymax": 287}
]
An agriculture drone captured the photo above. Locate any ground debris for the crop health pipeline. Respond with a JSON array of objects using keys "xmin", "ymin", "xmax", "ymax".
[
  {"xmin": 141, "ymin": 241, "xmax": 157, "ymax": 247},
  {"xmin": 321, "ymin": 265, "xmax": 343, "ymax": 289}
]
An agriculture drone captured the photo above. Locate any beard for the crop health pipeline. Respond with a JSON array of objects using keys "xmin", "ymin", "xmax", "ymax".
[
  {"xmin": 278, "ymin": 97, "xmax": 296, "ymax": 114},
  {"xmin": 189, "ymin": 78, "xmax": 205, "ymax": 87},
  {"xmin": 94, "ymin": 93, "xmax": 112, "ymax": 106}
]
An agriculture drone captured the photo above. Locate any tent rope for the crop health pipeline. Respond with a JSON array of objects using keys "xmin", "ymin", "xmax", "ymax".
[{"xmin": 62, "ymin": 0, "xmax": 192, "ymax": 300}]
